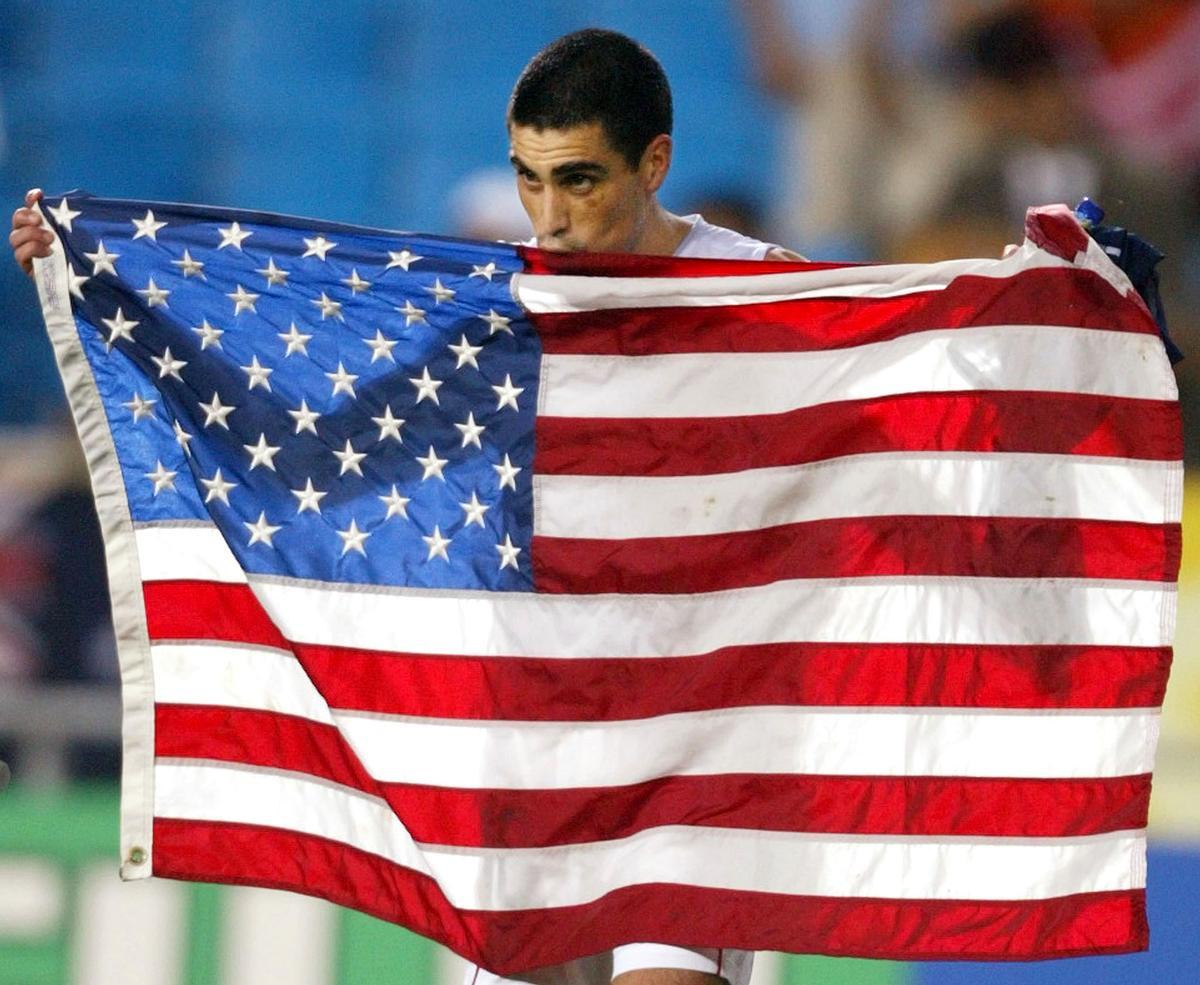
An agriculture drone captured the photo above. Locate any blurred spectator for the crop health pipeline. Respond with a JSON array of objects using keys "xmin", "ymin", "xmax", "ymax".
[
  {"xmin": 448, "ymin": 167, "xmax": 532, "ymax": 243},
  {"xmin": 740, "ymin": 0, "xmax": 983, "ymax": 259},
  {"xmin": 0, "ymin": 422, "xmax": 118, "ymax": 776},
  {"xmin": 683, "ymin": 190, "xmax": 768, "ymax": 241},
  {"xmin": 1034, "ymin": 0, "xmax": 1200, "ymax": 173}
]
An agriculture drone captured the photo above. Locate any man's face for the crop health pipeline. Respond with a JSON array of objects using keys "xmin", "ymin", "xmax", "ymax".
[{"xmin": 508, "ymin": 121, "xmax": 664, "ymax": 253}]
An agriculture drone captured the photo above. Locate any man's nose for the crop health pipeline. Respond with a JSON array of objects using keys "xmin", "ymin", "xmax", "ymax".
[{"xmin": 535, "ymin": 188, "xmax": 569, "ymax": 239}]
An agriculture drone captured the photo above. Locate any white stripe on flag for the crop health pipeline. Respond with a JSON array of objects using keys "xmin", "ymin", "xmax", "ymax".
[
  {"xmin": 539, "ymin": 327, "xmax": 1175, "ymax": 419},
  {"xmin": 246, "ymin": 574, "xmax": 1173, "ymax": 656},
  {"xmin": 154, "ymin": 763, "xmax": 1146, "ymax": 908},
  {"xmin": 513, "ymin": 251, "xmax": 1068, "ymax": 313},
  {"xmin": 151, "ymin": 643, "xmax": 334, "ymax": 724},
  {"xmin": 137, "ymin": 523, "xmax": 246, "ymax": 583},
  {"xmin": 334, "ymin": 706, "xmax": 1159, "ymax": 787},
  {"xmin": 534, "ymin": 453, "xmax": 1179, "ymax": 539}
]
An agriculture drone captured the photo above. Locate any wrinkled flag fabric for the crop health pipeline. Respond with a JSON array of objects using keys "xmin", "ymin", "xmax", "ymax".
[{"xmin": 32, "ymin": 194, "xmax": 1181, "ymax": 971}]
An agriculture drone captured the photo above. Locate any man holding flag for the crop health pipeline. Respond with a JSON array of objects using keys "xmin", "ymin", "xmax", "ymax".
[{"xmin": 7, "ymin": 26, "xmax": 1181, "ymax": 985}]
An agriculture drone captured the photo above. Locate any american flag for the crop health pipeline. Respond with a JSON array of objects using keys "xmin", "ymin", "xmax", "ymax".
[{"xmin": 33, "ymin": 194, "xmax": 1181, "ymax": 971}]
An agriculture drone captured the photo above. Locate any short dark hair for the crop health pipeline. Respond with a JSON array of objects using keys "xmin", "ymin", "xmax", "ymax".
[{"xmin": 508, "ymin": 28, "xmax": 673, "ymax": 168}]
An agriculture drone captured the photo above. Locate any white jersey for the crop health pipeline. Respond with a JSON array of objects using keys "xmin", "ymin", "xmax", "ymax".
[{"xmin": 674, "ymin": 213, "xmax": 781, "ymax": 259}]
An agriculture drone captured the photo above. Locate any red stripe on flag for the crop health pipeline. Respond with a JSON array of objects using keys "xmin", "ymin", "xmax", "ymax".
[
  {"xmin": 155, "ymin": 705, "xmax": 379, "ymax": 792},
  {"xmin": 535, "ymin": 393, "xmax": 1183, "ymax": 475},
  {"xmin": 532, "ymin": 517, "xmax": 1180, "ymax": 595},
  {"xmin": 152, "ymin": 710, "xmax": 1152, "ymax": 845},
  {"xmin": 143, "ymin": 582, "xmax": 1171, "ymax": 718},
  {"xmin": 144, "ymin": 580, "xmax": 285, "ymax": 646},
  {"xmin": 152, "ymin": 820, "xmax": 1149, "ymax": 966},
  {"xmin": 293, "ymin": 640, "xmax": 1169, "ymax": 720},
  {"xmin": 532, "ymin": 269, "xmax": 1156, "ymax": 355}
]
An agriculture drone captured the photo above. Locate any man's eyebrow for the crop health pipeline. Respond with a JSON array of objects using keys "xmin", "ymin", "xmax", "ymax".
[
  {"xmin": 509, "ymin": 155, "xmax": 608, "ymax": 179},
  {"xmin": 550, "ymin": 161, "xmax": 608, "ymax": 179}
]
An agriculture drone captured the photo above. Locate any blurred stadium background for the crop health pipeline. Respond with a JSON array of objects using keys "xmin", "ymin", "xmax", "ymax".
[{"xmin": 0, "ymin": 1, "xmax": 1197, "ymax": 982}]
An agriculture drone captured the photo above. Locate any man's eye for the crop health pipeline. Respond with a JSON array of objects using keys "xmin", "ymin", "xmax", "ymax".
[{"xmin": 564, "ymin": 175, "xmax": 595, "ymax": 192}]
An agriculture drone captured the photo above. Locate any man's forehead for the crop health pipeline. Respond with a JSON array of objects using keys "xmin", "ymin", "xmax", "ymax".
[{"xmin": 508, "ymin": 121, "xmax": 622, "ymax": 166}]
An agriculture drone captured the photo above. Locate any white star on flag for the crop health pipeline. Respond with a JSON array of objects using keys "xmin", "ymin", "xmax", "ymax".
[
  {"xmin": 365, "ymin": 329, "xmax": 398, "ymax": 363},
  {"xmin": 278, "ymin": 323, "xmax": 312, "ymax": 357},
  {"xmin": 243, "ymin": 433, "xmax": 282, "ymax": 471},
  {"xmin": 200, "ymin": 468, "xmax": 238, "ymax": 506},
  {"xmin": 424, "ymin": 278, "xmax": 455, "ymax": 304},
  {"xmin": 460, "ymin": 491, "xmax": 490, "ymax": 527},
  {"xmin": 311, "ymin": 292, "xmax": 344, "ymax": 321},
  {"xmin": 192, "ymin": 319, "xmax": 224, "ymax": 350},
  {"xmin": 495, "ymin": 534, "xmax": 522, "ymax": 570},
  {"xmin": 385, "ymin": 249, "xmax": 422, "ymax": 271},
  {"xmin": 244, "ymin": 512, "xmax": 281, "ymax": 547},
  {"xmin": 144, "ymin": 460, "xmax": 177, "ymax": 495},
  {"xmin": 493, "ymin": 453, "xmax": 521, "ymax": 491},
  {"xmin": 257, "ymin": 258, "xmax": 290, "ymax": 287},
  {"xmin": 131, "ymin": 209, "xmax": 167, "ymax": 241},
  {"xmin": 227, "ymin": 284, "xmax": 260, "ymax": 315},
  {"xmin": 172, "ymin": 419, "xmax": 193, "ymax": 454},
  {"xmin": 416, "ymin": 446, "xmax": 449, "ymax": 482},
  {"xmin": 422, "ymin": 525, "xmax": 451, "ymax": 562},
  {"xmin": 47, "ymin": 198, "xmax": 81, "ymax": 232},
  {"xmin": 492, "ymin": 373, "xmax": 524, "ymax": 411},
  {"xmin": 480, "ymin": 309, "xmax": 512, "ymax": 335},
  {"xmin": 85, "ymin": 241, "xmax": 119, "ymax": 277},
  {"xmin": 152, "ymin": 347, "xmax": 187, "ymax": 381},
  {"xmin": 287, "ymin": 399, "xmax": 321, "ymax": 435},
  {"xmin": 449, "ymin": 334, "xmax": 482, "ymax": 370},
  {"xmin": 337, "ymin": 519, "xmax": 371, "ymax": 556},
  {"xmin": 137, "ymin": 277, "xmax": 170, "ymax": 308},
  {"xmin": 455, "ymin": 412, "xmax": 486, "ymax": 449},
  {"xmin": 241, "ymin": 355, "xmax": 273, "ymax": 391},
  {"xmin": 342, "ymin": 269, "xmax": 371, "ymax": 293},
  {"xmin": 121, "ymin": 392, "xmax": 157, "ymax": 422},
  {"xmin": 291, "ymin": 478, "xmax": 328, "ymax": 514},
  {"xmin": 172, "ymin": 249, "xmax": 205, "ymax": 278},
  {"xmin": 396, "ymin": 299, "xmax": 427, "ymax": 325},
  {"xmin": 302, "ymin": 235, "xmax": 336, "ymax": 260},
  {"xmin": 68, "ymin": 266, "xmax": 90, "ymax": 300},
  {"xmin": 101, "ymin": 308, "xmax": 139, "ymax": 349},
  {"xmin": 409, "ymin": 366, "xmax": 443, "ymax": 405},
  {"xmin": 379, "ymin": 485, "xmax": 410, "ymax": 520},
  {"xmin": 199, "ymin": 393, "xmax": 236, "ymax": 429},
  {"xmin": 217, "ymin": 221, "xmax": 252, "ymax": 250},
  {"xmin": 334, "ymin": 440, "xmax": 368, "ymax": 477},
  {"xmin": 372, "ymin": 406, "xmax": 405, "ymax": 443},
  {"xmin": 325, "ymin": 362, "xmax": 358, "ymax": 399}
]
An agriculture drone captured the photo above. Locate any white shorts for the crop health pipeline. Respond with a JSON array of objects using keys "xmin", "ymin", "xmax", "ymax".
[{"xmin": 464, "ymin": 943, "xmax": 754, "ymax": 985}]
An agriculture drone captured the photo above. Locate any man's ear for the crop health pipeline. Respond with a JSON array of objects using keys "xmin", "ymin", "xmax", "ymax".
[{"xmin": 640, "ymin": 134, "xmax": 673, "ymax": 194}]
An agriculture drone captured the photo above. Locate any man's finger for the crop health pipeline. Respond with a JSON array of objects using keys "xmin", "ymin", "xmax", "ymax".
[{"xmin": 25, "ymin": 188, "xmax": 43, "ymax": 208}]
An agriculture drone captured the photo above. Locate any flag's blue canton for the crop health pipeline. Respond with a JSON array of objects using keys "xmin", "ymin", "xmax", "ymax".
[{"xmin": 45, "ymin": 193, "xmax": 536, "ymax": 592}]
